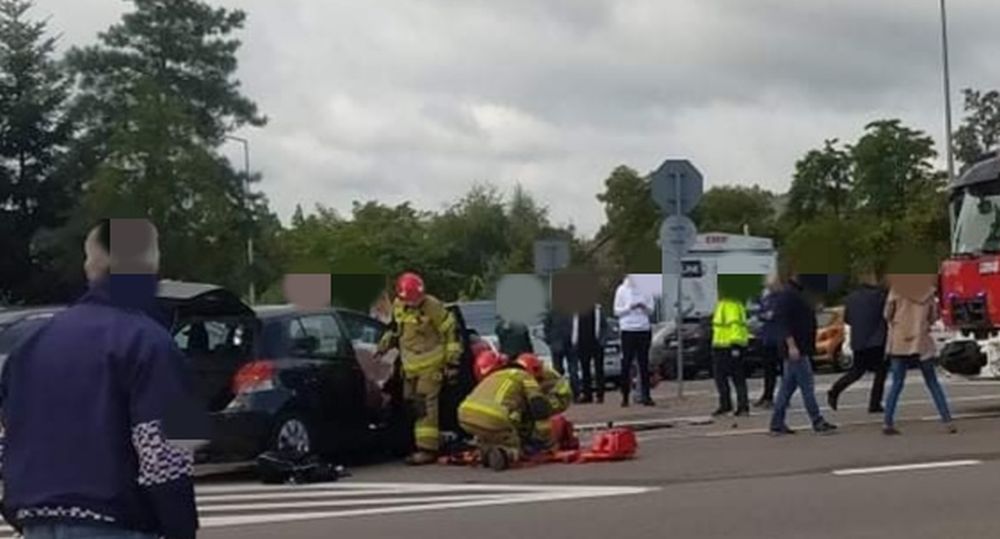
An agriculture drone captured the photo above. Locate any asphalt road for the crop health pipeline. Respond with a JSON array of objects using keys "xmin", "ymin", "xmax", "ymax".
[{"xmin": 19, "ymin": 372, "xmax": 997, "ymax": 539}]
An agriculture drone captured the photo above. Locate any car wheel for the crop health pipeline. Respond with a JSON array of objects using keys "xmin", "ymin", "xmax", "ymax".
[{"xmin": 272, "ymin": 413, "xmax": 314, "ymax": 455}]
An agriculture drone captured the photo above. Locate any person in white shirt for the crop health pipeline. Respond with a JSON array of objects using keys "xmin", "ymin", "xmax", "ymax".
[{"xmin": 613, "ymin": 275, "xmax": 655, "ymax": 407}]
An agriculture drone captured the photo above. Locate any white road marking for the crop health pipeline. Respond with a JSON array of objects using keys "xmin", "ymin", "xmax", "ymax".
[
  {"xmin": 0, "ymin": 482, "xmax": 654, "ymax": 537},
  {"xmin": 832, "ymin": 460, "xmax": 981, "ymax": 476}
]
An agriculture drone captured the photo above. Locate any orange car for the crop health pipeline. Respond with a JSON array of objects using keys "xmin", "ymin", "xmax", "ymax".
[{"xmin": 814, "ymin": 307, "xmax": 846, "ymax": 370}]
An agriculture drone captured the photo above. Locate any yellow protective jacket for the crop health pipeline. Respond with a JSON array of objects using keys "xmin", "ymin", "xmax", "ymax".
[
  {"xmin": 539, "ymin": 367, "xmax": 572, "ymax": 415},
  {"xmin": 712, "ymin": 298, "xmax": 749, "ymax": 348},
  {"xmin": 379, "ymin": 295, "xmax": 461, "ymax": 375},
  {"xmin": 460, "ymin": 368, "xmax": 551, "ymax": 426}
]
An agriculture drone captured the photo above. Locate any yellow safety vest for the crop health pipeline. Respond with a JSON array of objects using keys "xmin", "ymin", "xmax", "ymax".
[{"xmin": 712, "ymin": 298, "xmax": 749, "ymax": 348}]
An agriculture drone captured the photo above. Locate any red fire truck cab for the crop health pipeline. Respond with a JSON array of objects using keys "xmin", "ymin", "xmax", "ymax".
[{"xmin": 939, "ymin": 153, "xmax": 1000, "ymax": 377}]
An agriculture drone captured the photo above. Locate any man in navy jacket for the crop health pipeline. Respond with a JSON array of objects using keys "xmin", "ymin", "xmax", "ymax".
[{"xmin": 0, "ymin": 219, "xmax": 202, "ymax": 539}]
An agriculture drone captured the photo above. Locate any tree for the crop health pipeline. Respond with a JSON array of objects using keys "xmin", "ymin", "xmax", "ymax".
[
  {"xmin": 595, "ymin": 165, "xmax": 660, "ymax": 272},
  {"xmin": 850, "ymin": 119, "xmax": 937, "ymax": 216},
  {"xmin": 784, "ymin": 139, "xmax": 852, "ymax": 225},
  {"xmin": 0, "ymin": 0, "xmax": 74, "ymax": 303},
  {"xmin": 63, "ymin": 0, "xmax": 271, "ymax": 297},
  {"xmin": 954, "ymin": 88, "xmax": 1000, "ymax": 171},
  {"xmin": 692, "ymin": 185, "xmax": 777, "ymax": 237}
]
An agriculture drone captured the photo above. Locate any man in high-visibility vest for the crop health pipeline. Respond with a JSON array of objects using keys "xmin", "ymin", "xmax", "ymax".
[
  {"xmin": 711, "ymin": 294, "xmax": 751, "ymax": 417},
  {"xmin": 378, "ymin": 272, "xmax": 463, "ymax": 465},
  {"xmin": 458, "ymin": 351, "xmax": 552, "ymax": 471}
]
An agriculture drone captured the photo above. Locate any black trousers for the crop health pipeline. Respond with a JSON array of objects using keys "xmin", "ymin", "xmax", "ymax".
[
  {"xmin": 759, "ymin": 343, "xmax": 783, "ymax": 402},
  {"xmin": 621, "ymin": 330, "xmax": 652, "ymax": 401},
  {"xmin": 829, "ymin": 346, "xmax": 888, "ymax": 411},
  {"xmin": 577, "ymin": 343, "xmax": 605, "ymax": 400},
  {"xmin": 714, "ymin": 346, "xmax": 749, "ymax": 412}
]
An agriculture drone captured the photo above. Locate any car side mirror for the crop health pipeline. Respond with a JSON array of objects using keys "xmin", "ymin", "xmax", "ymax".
[{"xmin": 292, "ymin": 335, "xmax": 320, "ymax": 355}]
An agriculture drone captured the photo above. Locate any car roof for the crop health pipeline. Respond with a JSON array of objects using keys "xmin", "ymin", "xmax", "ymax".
[
  {"xmin": 0, "ymin": 306, "xmax": 65, "ymax": 326},
  {"xmin": 156, "ymin": 280, "xmax": 255, "ymax": 320},
  {"xmin": 253, "ymin": 305, "xmax": 344, "ymax": 319},
  {"xmin": 157, "ymin": 280, "xmax": 227, "ymax": 300}
]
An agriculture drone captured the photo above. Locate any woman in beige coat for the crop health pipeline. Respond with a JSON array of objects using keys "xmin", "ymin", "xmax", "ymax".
[{"xmin": 882, "ymin": 277, "xmax": 955, "ymax": 435}]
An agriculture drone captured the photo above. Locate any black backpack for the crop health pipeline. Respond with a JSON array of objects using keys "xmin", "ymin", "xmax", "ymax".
[{"xmin": 257, "ymin": 450, "xmax": 344, "ymax": 484}]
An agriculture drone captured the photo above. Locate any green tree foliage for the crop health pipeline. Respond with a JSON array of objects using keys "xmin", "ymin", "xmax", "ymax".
[
  {"xmin": 275, "ymin": 184, "xmax": 568, "ymax": 304},
  {"xmin": 954, "ymin": 88, "xmax": 1000, "ymax": 171},
  {"xmin": 595, "ymin": 165, "xmax": 660, "ymax": 272},
  {"xmin": 0, "ymin": 0, "xmax": 74, "ymax": 302},
  {"xmin": 62, "ymin": 0, "xmax": 276, "ymax": 297},
  {"xmin": 692, "ymin": 185, "xmax": 777, "ymax": 237},
  {"xmin": 782, "ymin": 120, "xmax": 948, "ymax": 280},
  {"xmin": 785, "ymin": 139, "xmax": 852, "ymax": 224},
  {"xmin": 850, "ymin": 120, "xmax": 937, "ymax": 216}
]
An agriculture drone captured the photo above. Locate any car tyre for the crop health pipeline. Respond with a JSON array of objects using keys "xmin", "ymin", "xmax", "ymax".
[{"xmin": 271, "ymin": 412, "xmax": 315, "ymax": 456}]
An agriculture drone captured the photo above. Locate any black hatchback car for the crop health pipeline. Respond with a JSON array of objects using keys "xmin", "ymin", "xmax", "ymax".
[
  {"xmin": 157, "ymin": 282, "xmax": 416, "ymax": 464},
  {"xmin": 0, "ymin": 282, "xmax": 479, "ymax": 465}
]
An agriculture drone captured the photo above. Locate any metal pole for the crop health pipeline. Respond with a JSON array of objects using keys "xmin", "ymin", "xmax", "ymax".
[
  {"xmin": 675, "ymin": 176, "xmax": 684, "ymax": 399},
  {"xmin": 227, "ymin": 135, "xmax": 255, "ymax": 305},
  {"xmin": 940, "ymin": 0, "xmax": 957, "ymax": 244}
]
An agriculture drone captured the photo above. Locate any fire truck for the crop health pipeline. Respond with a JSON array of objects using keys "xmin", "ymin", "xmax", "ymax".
[{"xmin": 938, "ymin": 153, "xmax": 1000, "ymax": 378}]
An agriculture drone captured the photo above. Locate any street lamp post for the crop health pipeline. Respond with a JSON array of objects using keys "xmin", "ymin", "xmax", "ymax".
[
  {"xmin": 939, "ymin": 0, "xmax": 957, "ymax": 239},
  {"xmin": 226, "ymin": 135, "xmax": 256, "ymax": 305}
]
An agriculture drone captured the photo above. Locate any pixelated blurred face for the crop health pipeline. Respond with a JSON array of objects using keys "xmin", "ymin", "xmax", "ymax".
[
  {"xmin": 109, "ymin": 219, "xmax": 160, "ymax": 275},
  {"xmin": 283, "ymin": 274, "xmax": 331, "ymax": 311},
  {"xmin": 496, "ymin": 274, "xmax": 546, "ymax": 325},
  {"xmin": 83, "ymin": 228, "xmax": 111, "ymax": 282}
]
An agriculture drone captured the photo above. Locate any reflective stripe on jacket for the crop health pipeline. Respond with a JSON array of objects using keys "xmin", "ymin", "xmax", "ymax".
[
  {"xmin": 539, "ymin": 367, "xmax": 572, "ymax": 414},
  {"xmin": 712, "ymin": 298, "xmax": 749, "ymax": 348},
  {"xmin": 459, "ymin": 368, "xmax": 543, "ymax": 425},
  {"xmin": 380, "ymin": 295, "xmax": 460, "ymax": 374}
]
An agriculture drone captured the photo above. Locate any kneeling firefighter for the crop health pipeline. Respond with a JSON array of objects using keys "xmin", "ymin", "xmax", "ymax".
[
  {"xmin": 516, "ymin": 353, "xmax": 572, "ymax": 450},
  {"xmin": 458, "ymin": 351, "xmax": 553, "ymax": 471},
  {"xmin": 378, "ymin": 272, "xmax": 463, "ymax": 465}
]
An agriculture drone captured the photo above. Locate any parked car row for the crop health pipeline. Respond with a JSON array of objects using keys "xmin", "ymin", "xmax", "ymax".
[
  {"xmin": 0, "ymin": 281, "xmax": 482, "ymax": 468},
  {"xmin": 649, "ymin": 306, "xmax": 855, "ymax": 379}
]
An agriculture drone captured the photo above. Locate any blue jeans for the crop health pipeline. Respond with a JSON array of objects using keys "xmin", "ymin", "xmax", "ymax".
[
  {"xmin": 884, "ymin": 356, "xmax": 952, "ymax": 428},
  {"xmin": 770, "ymin": 357, "xmax": 826, "ymax": 431},
  {"xmin": 24, "ymin": 524, "xmax": 156, "ymax": 539}
]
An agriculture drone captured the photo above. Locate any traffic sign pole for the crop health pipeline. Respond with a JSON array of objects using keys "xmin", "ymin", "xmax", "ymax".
[
  {"xmin": 674, "ymin": 176, "xmax": 684, "ymax": 399},
  {"xmin": 651, "ymin": 159, "xmax": 703, "ymax": 402}
]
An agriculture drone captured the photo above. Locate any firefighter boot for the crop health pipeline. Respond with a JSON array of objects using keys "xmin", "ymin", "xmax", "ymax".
[
  {"xmin": 484, "ymin": 447, "xmax": 512, "ymax": 472},
  {"xmin": 405, "ymin": 451, "xmax": 439, "ymax": 466}
]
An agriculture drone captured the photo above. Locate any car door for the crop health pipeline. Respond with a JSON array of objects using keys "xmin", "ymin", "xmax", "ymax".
[{"xmin": 294, "ymin": 313, "xmax": 368, "ymax": 433}]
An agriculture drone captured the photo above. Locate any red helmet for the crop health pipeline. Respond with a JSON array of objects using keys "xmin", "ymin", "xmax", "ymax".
[
  {"xmin": 474, "ymin": 350, "xmax": 506, "ymax": 381},
  {"xmin": 516, "ymin": 353, "xmax": 543, "ymax": 380},
  {"xmin": 395, "ymin": 272, "xmax": 425, "ymax": 303}
]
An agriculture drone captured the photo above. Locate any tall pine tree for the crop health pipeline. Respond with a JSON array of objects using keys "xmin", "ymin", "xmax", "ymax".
[
  {"xmin": 65, "ymin": 0, "xmax": 273, "ymax": 296},
  {"xmin": 0, "ymin": 0, "xmax": 73, "ymax": 303}
]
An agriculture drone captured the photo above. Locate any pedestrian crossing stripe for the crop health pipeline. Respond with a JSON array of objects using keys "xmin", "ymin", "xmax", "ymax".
[{"xmin": 0, "ymin": 482, "xmax": 654, "ymax": 536}]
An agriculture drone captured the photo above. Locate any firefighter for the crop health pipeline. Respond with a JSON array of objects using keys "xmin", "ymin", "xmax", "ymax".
[
  {"xmin": 458, "ymin": 351, "xmax": 552, "ymax": 471},
  {"xmin": 378, "ymin": 272, "xmax": 463, "ymax": 465},
  {"xmin": 516, "ymin": 353, "xmax": 572, "ymax": 451}
]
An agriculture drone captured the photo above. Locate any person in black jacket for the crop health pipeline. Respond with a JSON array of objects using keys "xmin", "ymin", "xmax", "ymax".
[
  {"xmin": 0, "ymin": 219, "xmax": 204, "ymax": 539},
  {"xmin": 827, "ymin": 272, "xmax": 889, "ymax": 413},
  {"xmin": 769, "ymin": 272, "xmax": 837, "ymax": 436},
  {"xmin": 495, "ymin": 318, "xmax": 534, "ymax": 360},
  {"xmin": 572, "ymin": 304, "xmax": 608, "ymax": 404},
  {"xmin": 543, "ymin": 310, "xmax": 579, "ymax": 399}
]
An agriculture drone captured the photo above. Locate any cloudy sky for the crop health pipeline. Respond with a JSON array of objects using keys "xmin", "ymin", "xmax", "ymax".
[{"xmin": 37, "ymin": 0, "xmax": 1000, "ymax": 236}]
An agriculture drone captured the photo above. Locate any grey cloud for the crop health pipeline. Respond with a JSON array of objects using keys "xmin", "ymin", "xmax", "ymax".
[{"xmin": 35, "ymin": 0, "xmax": 1000, "ymax": 236}]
